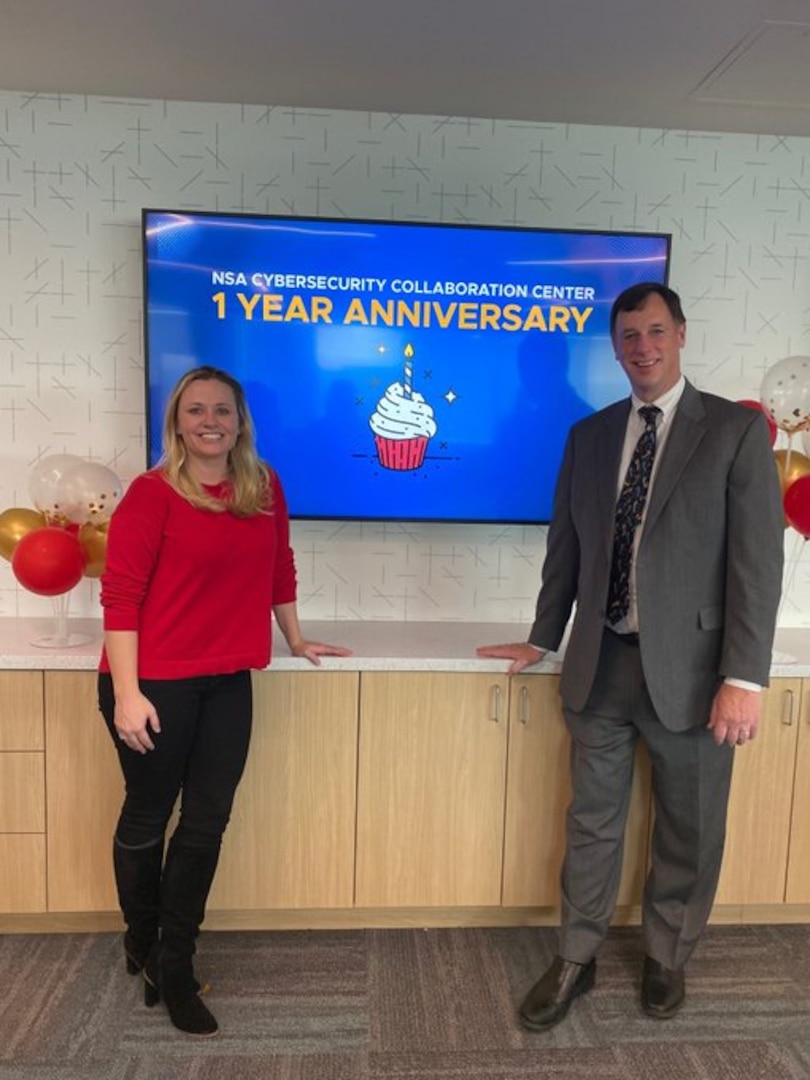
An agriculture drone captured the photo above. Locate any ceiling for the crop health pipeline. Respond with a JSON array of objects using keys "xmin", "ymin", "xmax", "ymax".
[{"xmin": 3, "ymin": 0, "xmax": 810, "ymax": 136}]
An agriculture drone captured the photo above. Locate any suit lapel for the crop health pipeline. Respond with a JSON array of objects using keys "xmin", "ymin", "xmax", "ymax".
[
  {"xmin": 595, "ymin": 400, "xmax": 631, "ymax": 557},
  {"xmin": 643, "ymin": 381, "xmax": 706, "ymax": 534}
]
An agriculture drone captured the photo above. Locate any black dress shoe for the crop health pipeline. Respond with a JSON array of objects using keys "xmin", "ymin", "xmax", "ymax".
[
  {"xmin": 641, "ymin": 956, "xmax": 685, "ymax": 1018},
  {"xmin": 519, "ymin": 955, "xmax": 596, "ymax": 1032}
]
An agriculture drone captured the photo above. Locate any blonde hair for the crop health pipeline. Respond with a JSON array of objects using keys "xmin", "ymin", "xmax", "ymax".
[{"xmin": 160, "ymin": 366, "xmax": 273, "ymax": 517}]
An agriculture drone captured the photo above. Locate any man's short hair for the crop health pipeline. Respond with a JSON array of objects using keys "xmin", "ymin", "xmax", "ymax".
[{"xmin": 610, "ymin": 282, "xmax": 686, "ymax": 336}]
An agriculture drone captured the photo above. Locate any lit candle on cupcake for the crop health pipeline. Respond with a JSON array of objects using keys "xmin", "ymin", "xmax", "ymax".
[
  {"xmin": 403, "ymin": 344, "xmax": 414, "ymax": 399},
  {"xmin": 369, "ymin": 343, "xmax": 438, "ymax": 471}
]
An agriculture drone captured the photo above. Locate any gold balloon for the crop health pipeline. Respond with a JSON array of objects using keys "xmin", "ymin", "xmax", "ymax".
[
  {"xmin": 774, "ymin": 449, "xmax": 810, "ymax": 497},
  {"xmin": 0, "ymin": 507, "xmax": 47, "ymax": 561},
  {"xmin": 79, "ymin": 521, "xmax": 109, "ymax": 578}
]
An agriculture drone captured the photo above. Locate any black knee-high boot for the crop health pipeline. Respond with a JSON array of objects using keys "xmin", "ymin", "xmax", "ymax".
[
  {"xmin": 113, "ymin": 834, "xmax": 163, "ymax": 975},
  {"xmin": 144, "ymin": 837, "xmax": 221, "ymax": 1036}
]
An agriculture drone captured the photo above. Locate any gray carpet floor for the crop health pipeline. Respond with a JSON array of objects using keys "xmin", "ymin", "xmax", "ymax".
[{"xmin": 1, "ymin": 924, "xmax": 809, "ymax": 1079}]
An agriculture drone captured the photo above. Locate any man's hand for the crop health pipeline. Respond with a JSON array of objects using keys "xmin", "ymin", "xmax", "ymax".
[
  {"xmin": 476, "ymin": 642, "xmax": 546, "ymax": 675},
  {"xmin": 707, "ymin": 683, "xmax": 762, "ymax": 747}
]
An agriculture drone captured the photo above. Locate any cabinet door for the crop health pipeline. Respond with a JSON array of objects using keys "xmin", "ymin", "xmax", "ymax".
[
  {"xmin": 502, "ymin": 675, "xmax": 652, "ymax": 908},
  {"xmin": 714, "ymin": 679, "xmax": 800, "ymax": 905},
  {"xmin": 45, "ymin": 672, "xmax": 123, "ymax": 912},
  {"xmin": 786, "ymin": 681, "xmax": 810, "ymax": 903},
  {"xmin": 0, "ymin": 671, "xmax": 44, "ymax": 750},
  {"xmin": 0, "ymin": 671, "xmax": 45, "ymax": 832},
  {"xmin": 356, "ymin": 672, "xmax": 509, "ymax": 907},
  {"xmin": 209, "ymin": 671, "xmax": 358, "ymax": 910},
  {"xmin": 0, "ymin": 835, "xmax": 46, "ymax": 913},
  {"xmin": 0, "ymin": 672, "xmax": 46, "ymax": 913}
]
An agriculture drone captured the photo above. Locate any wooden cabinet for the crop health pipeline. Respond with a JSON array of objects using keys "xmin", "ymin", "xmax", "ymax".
[
  {"xmin": 44, "ymin": 669, "xmax": 360, "ymax": 914},
  {"xmin": 45, "ymin": 671, "xmax": 123, "ymax": 912},
  {"xmin": 355, "ymin": 672, "xmax": 509, "ymax": 907},
  {"xmin": 786, "ymin": 682, "xmax": 810, "ymax": 903},
  {"xmin": 502, "ymin": 675, "xmax": 652, "ymax": 909},
  {"xmin": 715, "ymin": 679, "xmax": 802, "ymax": 906},
  {"xmin": 209, "ymin": 671, "xmax": 358, "ymax": 910},
  {"xmin": 0, "ymin": 672, "xmax": 46, "ymax": 913},
  {"xmin": 0, "ymin": 664, "xmax": 807, "ymax": 926}
]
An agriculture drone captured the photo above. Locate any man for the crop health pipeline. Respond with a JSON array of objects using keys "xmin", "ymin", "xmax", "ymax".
[{"xmin": 478, "ymin": 282, "xmax": 783, "ymax": 1029}]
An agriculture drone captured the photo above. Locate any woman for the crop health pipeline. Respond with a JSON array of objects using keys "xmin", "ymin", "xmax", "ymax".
[{"xmin": 98, "ymin": 365, "xmax": 350, "ymax": 1037}]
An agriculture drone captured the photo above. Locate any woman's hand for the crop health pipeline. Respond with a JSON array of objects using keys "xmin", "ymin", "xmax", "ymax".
[
  {"xmin": 290, "ymin": 639, "xmax": 353, "ymax": 667},
  {"xmin": 114, "ymin": 690, "xmax": 161, "ymax": 754}
]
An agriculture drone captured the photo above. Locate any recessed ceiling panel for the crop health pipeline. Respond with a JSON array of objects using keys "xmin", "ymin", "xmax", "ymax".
[{"xmin": 693, "ymin": 20, "xmax": 810, "ymax": 107}]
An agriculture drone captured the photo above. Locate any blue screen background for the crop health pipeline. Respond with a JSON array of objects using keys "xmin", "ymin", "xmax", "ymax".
[{"xmin": 143, "ymin": 211, "xmax": 669, "ymax": 523}]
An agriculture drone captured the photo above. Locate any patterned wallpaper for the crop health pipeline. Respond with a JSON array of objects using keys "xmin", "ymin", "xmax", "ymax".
[{"xmin": 0, "ymin": 91, "xmax": 808, "ymax": 625}]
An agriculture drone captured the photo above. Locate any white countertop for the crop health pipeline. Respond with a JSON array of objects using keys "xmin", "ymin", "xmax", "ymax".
[
  {"xmin": 1, "ymin": 617, "xmax": 809, "ymax": 676},
  {"xmin": 0, "ymin": 617, "xmax": 562, "ymax": 673}
]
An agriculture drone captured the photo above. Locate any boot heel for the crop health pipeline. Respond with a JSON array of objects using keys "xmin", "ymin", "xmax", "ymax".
[
  {"xmin": 124, "ymin": 932, "xmax": 155, "ymax": 976},
  {"xmin": 143, "ymin": 972, "xmax": 160, "ymax": 1007},
  {"xmin": 126, "ymin": 955, "xmax": 141, "ymax": 976}
]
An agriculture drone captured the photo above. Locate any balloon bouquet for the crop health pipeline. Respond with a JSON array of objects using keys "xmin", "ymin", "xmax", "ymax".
[
  {"xmin": 754, "ymin": 355, "xmax": 810, "ymax": 535},
  {"xmin": 0, "ymin": 454, "xmax": 122, "ymax": 647},
  {"xmin": 740, "ymin": 356, "xmax": 810, "ymax": 652}
]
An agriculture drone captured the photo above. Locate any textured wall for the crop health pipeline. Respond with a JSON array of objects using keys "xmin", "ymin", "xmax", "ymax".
[{"xmin": 0, "ymin": 92, "xmax": 807, "ymax": 624}]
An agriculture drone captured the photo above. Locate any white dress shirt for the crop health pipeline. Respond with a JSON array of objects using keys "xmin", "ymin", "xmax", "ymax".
[{"xmin": 611, "ymin": 377, "xmax": 684, "ymax": 635}]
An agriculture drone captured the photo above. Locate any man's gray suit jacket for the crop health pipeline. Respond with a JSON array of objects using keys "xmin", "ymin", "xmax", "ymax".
[{"xmin": 529, "ymin": 380, "xmax": 784, "ymax": 732}]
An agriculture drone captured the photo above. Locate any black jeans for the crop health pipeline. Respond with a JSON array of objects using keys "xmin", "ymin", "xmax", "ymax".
[{"xmin": 98, "ymin": 671, "xmax": 253, "ymax": 852}]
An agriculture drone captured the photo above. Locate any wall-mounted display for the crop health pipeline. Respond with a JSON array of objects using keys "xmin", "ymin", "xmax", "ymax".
[{"xmin": 143, "ymin": 209, "xmax": 670, "ymax": 524}]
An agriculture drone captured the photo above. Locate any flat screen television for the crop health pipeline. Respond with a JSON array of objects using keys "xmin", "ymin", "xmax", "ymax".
[{"xmin": 142, "ymin": 209, "xmax": 670, "ymax": 524}]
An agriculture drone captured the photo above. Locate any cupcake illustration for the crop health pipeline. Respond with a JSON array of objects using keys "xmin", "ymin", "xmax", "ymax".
[{"xmin": 369, "ymin": 345, "xmax": 438, "ymax": 471}]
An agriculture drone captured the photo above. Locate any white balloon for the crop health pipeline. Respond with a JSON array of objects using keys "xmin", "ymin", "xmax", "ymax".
[
  {"xmin": 760, "ymin": 355, "xmax": 810, "ymax": 434},
  {"xmin": 56, "ymin": 461, "xmax": 123, "ymax": 525},
  {"xmin": 28, "ymin": 454, "xmax": 85, "ymax": 515}
]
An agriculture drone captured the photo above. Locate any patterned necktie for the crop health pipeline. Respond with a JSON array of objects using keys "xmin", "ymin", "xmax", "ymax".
[{"xmin": 606, "ymin": 405, "xmax": 661, "ymax": 625}]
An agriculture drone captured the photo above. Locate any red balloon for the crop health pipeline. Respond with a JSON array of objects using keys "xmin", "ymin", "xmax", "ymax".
[
  {"xmin": 11, "ymin": 526, "xmax": 86, "ymax": 596},
  {"xmin": 784, "ymin": 475, "xmax": 810, "ymax": 538},
  {"xmin": 737, "ymin": 399, "xmax": 778, "ymax": 445}
]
